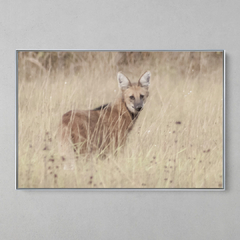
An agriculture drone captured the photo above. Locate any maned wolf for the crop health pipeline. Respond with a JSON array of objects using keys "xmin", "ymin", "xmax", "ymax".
[{"xmin": 59, "ymin": 71, "xmax": 151, "ymax": 163}]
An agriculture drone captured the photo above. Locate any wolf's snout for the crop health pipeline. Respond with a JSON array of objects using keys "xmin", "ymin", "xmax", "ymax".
[{"xmin": 135, "ymin": 106, "xmax": 142, "ymax": 112}]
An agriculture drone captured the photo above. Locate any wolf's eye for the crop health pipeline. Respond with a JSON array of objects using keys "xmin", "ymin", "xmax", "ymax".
[
  {"xmin": 140, "ymin": 94, "xmax": 144, "ymax": 99},
  {"xmin": 130, "ymin": 95, "xmax": 135, "ymax": 100}
]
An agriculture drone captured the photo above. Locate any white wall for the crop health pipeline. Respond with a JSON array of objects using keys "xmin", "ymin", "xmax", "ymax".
[{"xmin": 0, "ymin": 1, "xmax": 238, "ymax": 239}]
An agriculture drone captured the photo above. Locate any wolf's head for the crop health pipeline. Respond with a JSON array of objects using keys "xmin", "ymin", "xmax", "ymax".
[{"xmin": 117, "ymin": 71, "xmax": 151, "ymax": 114}]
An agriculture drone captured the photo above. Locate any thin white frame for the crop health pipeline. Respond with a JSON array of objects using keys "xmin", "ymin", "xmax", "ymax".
[{"xmin": 15, "ymin": 50, "xmax": 225, "ymax": 191}]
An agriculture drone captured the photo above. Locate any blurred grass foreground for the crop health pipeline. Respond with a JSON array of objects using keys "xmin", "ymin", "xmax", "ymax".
[{"xmin": 17, "ymin": 51, "xmax": 224, "ymax": 188}]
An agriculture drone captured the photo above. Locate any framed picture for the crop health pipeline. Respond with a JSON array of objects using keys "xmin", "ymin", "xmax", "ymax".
[{"xmin": 16, "ymin": 50, "xmax": 225, "ymax": 190}]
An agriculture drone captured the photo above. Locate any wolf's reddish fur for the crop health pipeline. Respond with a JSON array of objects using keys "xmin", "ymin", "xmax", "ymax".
[{"xmin": 59, "ymin": 71, "xmax": 151, "ymax": 156}]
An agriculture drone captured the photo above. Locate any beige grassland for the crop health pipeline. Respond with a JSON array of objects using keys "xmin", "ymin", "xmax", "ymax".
[{"xmin": 18, "ymin": 52, "xmax": 223, "ymax": 188}]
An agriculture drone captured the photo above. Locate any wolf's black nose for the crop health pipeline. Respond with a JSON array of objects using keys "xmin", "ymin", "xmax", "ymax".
[{"xmin": 136, "ymin": 106, "xmax": 142, "ymax": 112}]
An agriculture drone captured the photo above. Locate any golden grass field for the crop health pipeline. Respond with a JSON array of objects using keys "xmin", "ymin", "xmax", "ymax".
[{"xmin": 17, "ymin": 51, "xmax": 223, "ymax": 188}]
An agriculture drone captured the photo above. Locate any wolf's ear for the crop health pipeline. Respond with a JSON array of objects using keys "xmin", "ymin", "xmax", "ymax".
[
  {"xmin": 117, "ymin": 72, "xmax": 131, "ymax": 90},
  {"xmin": 138, "ymin": 71, "xmax": 151, "ymax": 89}
]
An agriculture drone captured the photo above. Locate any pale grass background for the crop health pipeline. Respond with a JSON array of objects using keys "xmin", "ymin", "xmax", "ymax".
[
  {"xmin": 18, "ymin": 52, "xmax": 223, "ymax": 188},
  {"xmin": 1, "ymin": 1, "xmax": 239, "ymax": 240}
]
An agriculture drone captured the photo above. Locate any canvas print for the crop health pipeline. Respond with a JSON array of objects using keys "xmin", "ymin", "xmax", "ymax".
[{"xmin": 17, "ymin": 51, "xmax": 224, "ymax": 189}]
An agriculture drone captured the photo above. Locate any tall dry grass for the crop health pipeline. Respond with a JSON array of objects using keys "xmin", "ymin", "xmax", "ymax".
[{"xmin": 17, "ymin": 51, "xmax": 223, "ymax": 188}]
